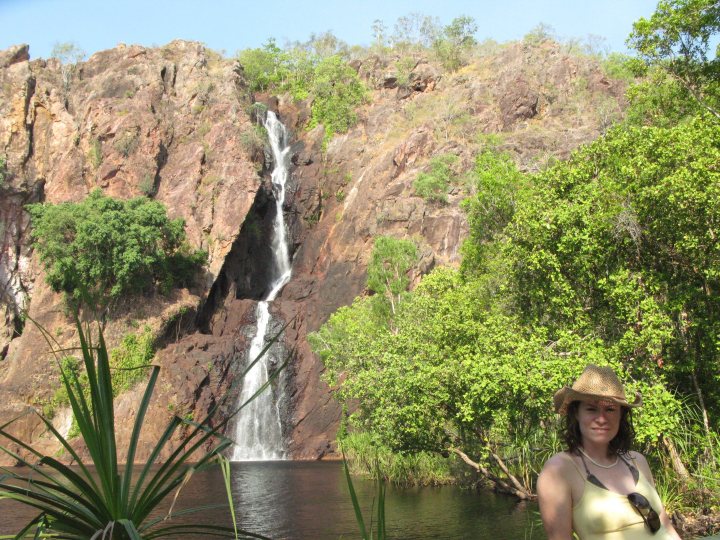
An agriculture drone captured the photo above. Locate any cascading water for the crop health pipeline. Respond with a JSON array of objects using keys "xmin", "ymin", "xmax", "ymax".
[{"xmin": 232, "ymin": 111, "xmax": 292, "ymax": 461}]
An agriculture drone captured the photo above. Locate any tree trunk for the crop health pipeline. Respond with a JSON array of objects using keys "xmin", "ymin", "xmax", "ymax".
[
  {"xmin": 448, "ymin": 446, "xmax": 535, "ymax": 500},
  {"xmin": 488, "ymin": 447, "xmax": 533, "ymax": 496},
  {"xmin": 691, "ymin": 368, "xmax": 712, "ymax": 439},
  {"xmin": 662, "ymin": 436, "xmax": 690, "ymax": 481}
]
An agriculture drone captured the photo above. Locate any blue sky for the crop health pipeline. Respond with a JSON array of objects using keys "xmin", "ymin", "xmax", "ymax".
[{"xmin": 1, "ymin": 0, "xmax": 660, "ymax": 61}]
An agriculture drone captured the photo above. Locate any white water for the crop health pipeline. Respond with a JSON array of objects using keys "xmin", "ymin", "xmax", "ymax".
[{"xmin": 232, "ymin": 111, "xmax": 292, "ymax": 461}]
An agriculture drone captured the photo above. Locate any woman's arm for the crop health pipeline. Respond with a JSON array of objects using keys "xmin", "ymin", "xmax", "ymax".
[
  {"xmin": 632, "ymin": 452, "xmax": 682, "ymax": 540},
  {"xmin": 538, "ymin": 454, "xmax": 575, "ymax": 540}
]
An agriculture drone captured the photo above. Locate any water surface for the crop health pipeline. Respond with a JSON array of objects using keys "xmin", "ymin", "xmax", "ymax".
[{"xmin": 0, "ymin": 461, "xmax": 545, "ymax": 539}]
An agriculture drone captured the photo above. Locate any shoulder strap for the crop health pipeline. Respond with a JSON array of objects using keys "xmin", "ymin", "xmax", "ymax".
[
  {"xmin": 576, "ymin": 451, "xmax": 609, "ymax": 490},
  {"xmin": 618, "ymin": 452, "xmax": 640, "ymax": 484}
]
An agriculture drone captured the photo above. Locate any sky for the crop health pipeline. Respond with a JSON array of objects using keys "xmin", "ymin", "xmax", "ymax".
[{"xmin": 1, "ymin": 0, "xmax": 661, "ymax": 61}]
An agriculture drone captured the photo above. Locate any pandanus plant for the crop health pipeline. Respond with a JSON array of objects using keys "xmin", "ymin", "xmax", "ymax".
[
  {"xmin": 344, "ymin": 455, "xmax": 387, "ymax": 540},
  {"xmin": 0, "ymin": 315, "xmax": 287, "ymax": 539}
]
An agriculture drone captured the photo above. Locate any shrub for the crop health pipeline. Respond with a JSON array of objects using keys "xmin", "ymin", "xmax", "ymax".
[
  {"xmin": 602, "ymin": 52, "xmax": 640, "ymax": 82},
  {"xmin": 138, "ymin": 173, "xmax": 156, "ymax": 197},
  {"xmin": 27, "ymin": 189, "xmax": 207, "ymax": 310},
  {"xmin": 341, "ymin": 431, "xmax": 453, "ymax": 486},
  {"xmin": 412, "ymin": 153, "xmax": 460, "ymax": 203},
  {"xmin": 523, "ymin": 23, "xmax": 556, "ymax": 45},
  {"xmin": 110, "ymin": 326, "xmax": 155, "ymax": 395},
  {"xmin": 240, "ymin": 124, "xmax": 268, "ymax": 158},
  {"xmin": 0, "ymin": 155, "xmax": 6, "ymax": 187},
  {"xmin": 237, "ymin": 44, "xmax": 367, "ymax": 147},
  {"xmin": 113, "ymin": 128, "xmax": 140, "ymax": 157},
  {"xmin": 237, "ymin": 39, "xmax": 289, "ymax": 93},
  {"xmin": 394, "ymin": 57, "xmax": 417, "ymax": 88},
  {"xmin": 88, "ymin": 138, "xmax": 103, "ymax": 168}
]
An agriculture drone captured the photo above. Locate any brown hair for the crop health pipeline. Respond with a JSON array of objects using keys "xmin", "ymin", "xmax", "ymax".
[{"xmin": 563, "ymin": 401, "xmax": 635, "ymax": 456}]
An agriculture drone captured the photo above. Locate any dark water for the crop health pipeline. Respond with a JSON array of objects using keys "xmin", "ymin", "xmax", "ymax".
[{"xmin": 0, "ymin": 461, "xmax": 546, "ymax": 539}]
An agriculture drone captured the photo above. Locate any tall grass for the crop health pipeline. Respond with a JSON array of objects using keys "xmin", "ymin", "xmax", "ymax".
[
  {"xmin": 0, "ymin": 314, "xmax": 288, "ymax": 539},
  {"xmin": 341, "ymin": 431, "xmax": 454, "ymax": 487},
  {"xmin": 644, "ymin": 402, "xmax": 720, "ymax": 515}
]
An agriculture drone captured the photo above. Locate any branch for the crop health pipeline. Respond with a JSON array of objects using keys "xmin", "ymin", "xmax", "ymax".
[
  {"xmin": 668, "ymin": 69, "xmax": 720, "ymax": 120},
  {"xmin": 447, "ymin": 446, "xmax": 535, "ymax": 500},
  {"xmin": 487, "ymin": 447, "xmax": 534, "ymax": 499}
]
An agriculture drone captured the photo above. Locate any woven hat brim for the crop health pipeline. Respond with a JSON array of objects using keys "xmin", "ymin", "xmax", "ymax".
[{"xmin": 553, "ymin": 387, "xmax": 642, "ymax": 415}]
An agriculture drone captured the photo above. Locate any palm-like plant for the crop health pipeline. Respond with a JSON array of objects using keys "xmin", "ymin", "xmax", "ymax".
[{"xmin": 0, "ymin": 315, "xmax": 287, "ymax": 539}]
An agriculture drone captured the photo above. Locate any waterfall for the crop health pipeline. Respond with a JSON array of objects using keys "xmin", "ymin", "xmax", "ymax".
[{"xmin": 232, "ymin": 111, "xmax": 292, "ymax": 461}]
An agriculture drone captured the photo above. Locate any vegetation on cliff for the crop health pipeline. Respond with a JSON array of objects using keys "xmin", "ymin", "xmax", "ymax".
[
  {"xmin": 238, "ymin": 40, "xmax": 368, "ymax": 145},
  {"xmin": 311, "ymin": 0, "xmax": 720, "ymax": 518},
  {"xmin": 0, "ymin": 315, "xmax": 283, "ymax": 538},
  {"xmin": 236, "ymin": 15, "xmax": 483, "ymax": 148},
  {"xmin": 27, "ymin": 190, "xmax": 207, "ymax": 311}
]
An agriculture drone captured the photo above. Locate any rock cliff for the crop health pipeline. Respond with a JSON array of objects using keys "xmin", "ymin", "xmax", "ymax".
[{"xmin": 0, "ymin": 39, "xmax": 625, "ymax": 463}]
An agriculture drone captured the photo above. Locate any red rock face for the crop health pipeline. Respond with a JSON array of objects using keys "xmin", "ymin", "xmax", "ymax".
[{"xmin": 0, "ymin": 39, "xmax": 626, "ymax": 464}]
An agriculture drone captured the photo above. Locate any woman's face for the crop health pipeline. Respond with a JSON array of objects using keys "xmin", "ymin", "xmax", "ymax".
[{"xmin": 576, "ymin": 399, "xmax": 621, "ymax": 448}]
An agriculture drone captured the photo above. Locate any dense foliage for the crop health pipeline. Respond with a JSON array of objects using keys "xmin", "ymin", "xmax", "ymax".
[
  {"xmin": 306, "ymin": 55, "xmax": 368, "ymax": 142},
  {"xmin": 311, "ymin": 0, "xmax": 720, "ymax": 507},
  {"xmin": 27, "ymin": 190, "xmax": 207, "ymax": 310}
]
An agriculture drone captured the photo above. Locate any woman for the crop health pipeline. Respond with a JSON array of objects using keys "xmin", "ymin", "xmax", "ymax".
[{"xmin": 537, "ymin": 364, "xmax": 682, "ymax": 540}]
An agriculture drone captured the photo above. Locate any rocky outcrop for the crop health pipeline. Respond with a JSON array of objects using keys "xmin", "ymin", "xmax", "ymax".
[
  {"xmin": 0, "ymin": 39, "xmax": 627, "ymax": 464},
  {"xmin": 0, "ymin": 41, "xmax": 268, "ymax": 463}
]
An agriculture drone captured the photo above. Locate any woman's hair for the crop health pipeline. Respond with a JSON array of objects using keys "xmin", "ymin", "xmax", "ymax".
[{"xmin": 563, "ymin": 401, "xmax": 635, "ymax": 455}]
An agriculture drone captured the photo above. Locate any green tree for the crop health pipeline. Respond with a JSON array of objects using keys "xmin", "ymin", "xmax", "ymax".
[
  {"xmin": 367, "ymin": 236, "xmax": 418, "ymax": 316},
  {"xmin": 27, "ymin": 189, "xmax": 207, "ymax": 311},
  {"xmin": 371, "ymin": 19, "xmax": 389, "ymax": 51},
  {"xmin": 308, "ymin": 55, "xmax": 368, "ymax": 145},
  {"xmin": 461, "ymin": 149, "xmax": 524, "ymax": 276},
  {"xmin": 314, "ymin": 116, "xmax": 720, "ymax": 501},
  {"xmin": 391, "ymin": 13, "xmax": 440, "ymax": 51},
  {"xmin": 237, "ymin": 44, "xmax": 367, "ymax": 146},
  {"xmin": 313, "ymin": 266, "xmax": 585, "ymax": 499},
  {"xmin": 293, "ymin": 31, "xmax": 349, "ymax": 59},
  {"xmin": 522, "ymin": 23, "xmax": 556, "ymax": 45},
  {"xmin": 237, "ymin": 39, "xmax": 289, "ymax": 93},
  {"xmin": 432, "ymin": 16, "xmax": 478, "ymax": 71},
  {"xmin": 504, "ymin": 117, "xmax": 719, "ymax": 438},
  {"xmin": 50, "ymin": 41, "xmax": 86, "ymax": 93},
  {"xmin": 628, "ymin": 0, "xmax": 720, "ymax": 118}
]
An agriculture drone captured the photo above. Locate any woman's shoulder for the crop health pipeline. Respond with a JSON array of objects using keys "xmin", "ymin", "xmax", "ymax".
[
  {"xmin": 539, "ymin": 451, "xmax": 584, "ymax": 498},
  {"xmin": 542, "ymin": 451, "xmax": 578, "ymax": 474}
]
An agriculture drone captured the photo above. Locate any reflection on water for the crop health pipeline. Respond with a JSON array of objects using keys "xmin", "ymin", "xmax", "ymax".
[{"xmin": 0, "ymin": 461, "xmax": 546, "ymax": 539}]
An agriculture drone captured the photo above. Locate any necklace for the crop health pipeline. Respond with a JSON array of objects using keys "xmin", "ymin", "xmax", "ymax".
[{"xmin": 578, "ymin": 447, "xmax": 619, "ymax": 469}]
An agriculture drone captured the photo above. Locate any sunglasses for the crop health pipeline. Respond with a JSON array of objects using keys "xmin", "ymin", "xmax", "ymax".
[{"xmin": 627, "ymin": 492, "xmax": 661, "ymax": 534}]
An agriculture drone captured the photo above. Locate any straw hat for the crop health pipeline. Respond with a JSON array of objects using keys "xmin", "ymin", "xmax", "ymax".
[{"xmin": 553, "ymin": 364, "xmax": 642, "ymax": 414}]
